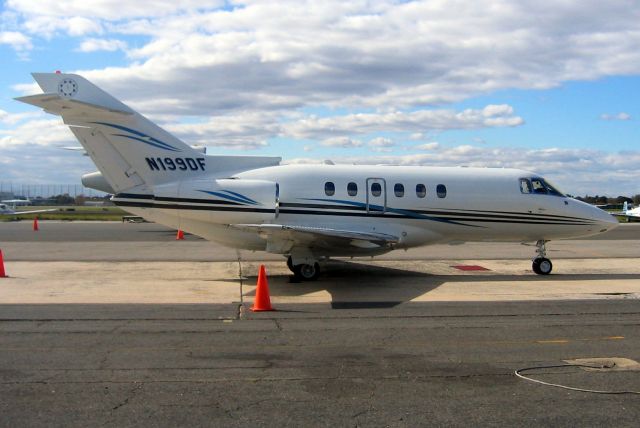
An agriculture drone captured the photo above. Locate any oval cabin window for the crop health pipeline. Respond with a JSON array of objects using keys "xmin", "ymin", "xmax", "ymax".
[
  {"xmin": 394, "ymin": 183, "xmax": 404, "ymax": 197},
  {"xmin": 371, "ymin": 182, "xmax": 382, "ymax": 197},
  {"xmin": 347, "ymin": 182, "xmax": 358, "ymax": 196},
  {"xmin": 324, "ymin": 181, "xmax": 335, "ymax": 196},
  {"xmin": 416, "ymin": 184, "xmax": 426, "ymax": 198}
]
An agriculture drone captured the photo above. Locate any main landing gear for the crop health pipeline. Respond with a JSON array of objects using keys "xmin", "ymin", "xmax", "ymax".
[
  {"xmin": 287, "ymin": 256, "xmax": 320, "ymax": 281},
  {"xmin": 532, "ymin": 240, "xmax": 553, "ymax": 275}
]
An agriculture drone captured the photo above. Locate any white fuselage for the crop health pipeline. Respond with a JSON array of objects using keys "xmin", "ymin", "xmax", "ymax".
[
  {"xmin": 17, "ymin": 72, "xmax": 619, "ymax": 275},
  {"xmin": 625, "ymin": 206, "xmax": 640, "ymax": 218},
  {"xmin": 112, "ymin": 164, "xmax": 618, "ymax": 257}
]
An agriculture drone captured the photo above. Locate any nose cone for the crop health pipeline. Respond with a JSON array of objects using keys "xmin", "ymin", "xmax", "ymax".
[
  {"xmin": 563, "ymin": 199, "xmax": 619, "ymax": 239},
  {"xmin": 600, "ymin": 209, "xmax": 620, "ymax": 230},
  {"xmin": 588, "ymin": 204, "xmax": 619, "ymax": 234}
]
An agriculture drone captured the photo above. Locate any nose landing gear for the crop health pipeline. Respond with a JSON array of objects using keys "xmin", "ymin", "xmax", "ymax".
[{"xmin": 532, "ymin": 240, "xmax": 553, "ymax": 275}]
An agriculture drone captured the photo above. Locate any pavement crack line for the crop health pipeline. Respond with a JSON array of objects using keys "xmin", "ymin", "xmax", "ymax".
[
  {"xmin": 236, "ymin": 251, "xmax": 244, "ymax": 305},
  {"xmin": 235, "ymin": 253, "xmax": 249, "ymax": 320},
  {"xmin": 274, "ymin": 319, "xmax": 283, "ymax": 331},
  {"xmin": 111, "ymin": 382, "xmax": 144, "ymax": 411}
]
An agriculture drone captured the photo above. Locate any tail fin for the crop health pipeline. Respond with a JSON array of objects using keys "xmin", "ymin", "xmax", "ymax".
[
  {"xmin": 16, "ymin": 73, "xmax": 204, "ymax": 192},
  {"xmin": 16, "ymin": 73, "xmax": 280, "ymax": 193},
  {"xmin": 623, "ymin": 201, "xmax": 629, "ymax": 213}
]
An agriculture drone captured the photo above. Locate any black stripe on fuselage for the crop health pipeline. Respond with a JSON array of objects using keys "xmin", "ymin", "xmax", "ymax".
[
  {"xmin": 114, "ymin": 193, "xmax": 243, "ymax": 206},
  {"xmin": 116, "ymin": 201, "xmax": 275, "ymax": 214},
  {"xmin": 279, "ymin": 202, "xmax": 596, "ymax": 223},
  {"xmin": 113, "ymin": 195, "xmax": 597, "ymax": 226},
  {"xmin": 115, "ymin": 193, "xmax": 154, "ymax": 200}
]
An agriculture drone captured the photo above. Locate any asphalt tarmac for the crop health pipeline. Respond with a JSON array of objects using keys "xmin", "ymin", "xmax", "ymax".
[
  {"xmin": 1, "ymin": 302, "xmax": 639, "ymax": 427},
  {"xmin": 1, "ymin": 221, "xmax": 639, "ymax": 426},
  {"xmin": 1, "ymin": 221, "xmax": 639, "ymax": 261}
]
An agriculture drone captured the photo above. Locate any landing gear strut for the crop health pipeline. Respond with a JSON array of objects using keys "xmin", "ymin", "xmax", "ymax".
[
  {"xmin": 287, "ymin": 256, "xmax": 320, "ymax": 281},
  {"xmin": 532, "ymin": 240, "xmax": 552, "ymax": 275}
]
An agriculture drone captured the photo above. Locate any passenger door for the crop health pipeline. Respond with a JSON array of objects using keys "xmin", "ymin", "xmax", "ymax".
[{"xmin": 366, "ymin": 178, "xmax": 387, "ymax": 214}]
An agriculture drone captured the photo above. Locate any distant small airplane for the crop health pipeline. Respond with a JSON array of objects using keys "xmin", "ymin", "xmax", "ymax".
[
  {"xmin": 1, "ymin": 199, "xmax": 32, "ymax": 207},
  {"xmin": 0, "ymin": 203, "xmax": 57, "ymax": 216},
  {"xmin": 615, "ymin": 201, "xmax": 640, "ymax": 222},
  {"xmin": 16, "ymin": 72, "xmax": 619, "ymax": 279}
]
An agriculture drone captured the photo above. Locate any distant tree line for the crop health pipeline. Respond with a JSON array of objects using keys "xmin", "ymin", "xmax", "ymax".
[
  {"xmin": 572, "ymin": 194, "xmax": 640, "ymax": 205},
  {"xmin": 26, "ymin": 194, "xmax": 113, "ymax": 206}
]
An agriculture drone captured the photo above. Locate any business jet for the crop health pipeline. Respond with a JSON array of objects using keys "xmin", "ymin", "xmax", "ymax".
[
  {"xmin": 616, "ymin": 201, "xmax": 640, "ymax": 222},
  {"xmin": 16, "ymin": 73, "xmax": 619, "ymax": 279}
]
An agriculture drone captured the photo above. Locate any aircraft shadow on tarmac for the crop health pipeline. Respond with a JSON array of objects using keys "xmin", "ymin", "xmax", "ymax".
[{"xmin": 242, "ymin": 260, "xmax": 640, "ymax": 308}]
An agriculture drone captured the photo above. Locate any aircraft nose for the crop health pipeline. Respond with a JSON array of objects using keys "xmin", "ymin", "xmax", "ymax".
[{"xmin": 592, "ymin": 206, "xmax": 619, "ymax": 233}]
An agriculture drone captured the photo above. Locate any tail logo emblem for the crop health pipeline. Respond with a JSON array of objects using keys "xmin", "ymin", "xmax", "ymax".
[{"xmin": 58, "ymin": 78, "xmax": 78, "ymax": 98}]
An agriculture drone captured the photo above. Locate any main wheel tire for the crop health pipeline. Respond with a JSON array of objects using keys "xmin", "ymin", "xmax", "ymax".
[
  {"xmin": 532, "ymin": 259, "xmax": 541, "ymax": 275},
  {"xmin": 286, "ymin": 256, "xmax": 294, "ymax": 273},
  {"xmin": 293, "ymin": 263, "xmax": 320, "ymax": 281},
  {"xmin": 532, "ymin": 257, "xmax": 552, "ymax": 275}
]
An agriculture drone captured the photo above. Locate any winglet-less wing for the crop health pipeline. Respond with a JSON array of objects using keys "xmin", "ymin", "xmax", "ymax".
[{"xmin": 230, "ymin": 223, "xmax": 399, "ymax": 251}]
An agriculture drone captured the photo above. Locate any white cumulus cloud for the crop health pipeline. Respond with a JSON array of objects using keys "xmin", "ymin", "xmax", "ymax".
[
  {"xmin": 600, "ymin": 112, "xmax": 632, "ymax": 121},
  {"xmin": 7, "ymin": 1, "xmax": 640, "ymax": 115},
  {"xmin": 78, "ymin": 38, "xmax": 127, "ymax": 52},
  {"xmin": 321, "ymin": 137, "xmax": 363, "ymax": 148},
  {"xmin": 416, "ymin": 142, "xmax": 440, "ymax": 151},
  {"xmin": 368, "ymin": 137, "xmax": 394, "ymax": 152},
  {"xmin": 283, "ymin": 106, "xmax": 523, "ymax": 140},
  {"xmin": 0, "ymin": 31, "xmax": 32, "ymax": 52}
]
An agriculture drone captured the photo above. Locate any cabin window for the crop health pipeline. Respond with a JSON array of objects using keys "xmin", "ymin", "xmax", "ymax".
[
  {"xmin": 324, "ymin": 181, "xmax": 335, "ymax": 196},
  {"xmin": 436, "ymin": 184, "xmax": 447, "ymax": 198},
  {"xmin": 416, "ymin": 184, "xmax": 426, "ymax": 198},
  {"xmin": 347, "ymin": 182, "xmax": 358, "ymax": 196},
  {"xmin": 519, "ymin": 178, "xmax": 532, "ymax": 194},
  {"xmin": 394, "ymin": 183, "xmax": 404, "ymax": 197},
  {"xmin": 371, "ymin": 182, "xmax": 382, "ymax": 197}
]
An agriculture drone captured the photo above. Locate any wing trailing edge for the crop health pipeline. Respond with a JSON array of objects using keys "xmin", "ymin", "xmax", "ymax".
[{"xmin": 230, "ymin": 223, "xmax": 399, "ymax": 251}]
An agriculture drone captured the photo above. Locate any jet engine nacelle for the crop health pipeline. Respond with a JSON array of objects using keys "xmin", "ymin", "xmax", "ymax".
[
  {"xmin": 81, "ymin": 171, "xmax": 115, "ymax": 194},
  {"xmin": 154, "ymin": 178, "xmax": 277, "ymax": 224}
]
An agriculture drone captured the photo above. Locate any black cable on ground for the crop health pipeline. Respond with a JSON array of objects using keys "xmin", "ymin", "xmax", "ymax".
[{"xmin": 515, "ymin": 363, "xmax": 640, "ymax": 395}]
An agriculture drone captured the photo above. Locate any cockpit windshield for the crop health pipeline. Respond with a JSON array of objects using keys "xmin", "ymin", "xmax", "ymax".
[{"xmin": 519, "ymin": 177, "xmax": 565, "ymax": 197}]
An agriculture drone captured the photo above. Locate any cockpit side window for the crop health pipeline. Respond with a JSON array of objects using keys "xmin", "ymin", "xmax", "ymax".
[
  {"xmin": 531, "ymin": 178, "xmax": 547, "ymax": 194},
  {"xmin": 543, "ymin": 180, "xmax": 564, "ymax": 197},
  {"xmin": 522, "ymin": 177, "xmax": 565, "ymax": 197},
  {"xmin": 519, "ymin": 178, "xmax": 532, "ymax": 194}
]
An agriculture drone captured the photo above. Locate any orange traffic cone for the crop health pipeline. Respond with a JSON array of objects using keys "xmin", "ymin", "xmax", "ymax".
[
  {"xmin": 0, "ymin": 250, "xmax": 7, "ymax": 278},
  {"xmin": 176, "ymin": 229, "xmax": 184, "ymax": 240},
  {"xmin": 251, "ymin": 264, "xmax": 274, "ymax": 312},
  {"xmin": 33, "ymin": 217, "xmax": 39, "ymax": 231}
]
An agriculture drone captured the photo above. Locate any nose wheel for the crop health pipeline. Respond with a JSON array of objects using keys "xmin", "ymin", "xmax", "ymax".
[{"xmin": 532, "ymin": 240, "xmax": 553, "ymax": 275}]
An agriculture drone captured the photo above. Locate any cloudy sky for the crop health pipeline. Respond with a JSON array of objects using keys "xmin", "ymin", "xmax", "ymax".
[{"xmin": 1, "ymin": 0, "xmax": 639, "ymax": 196}]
